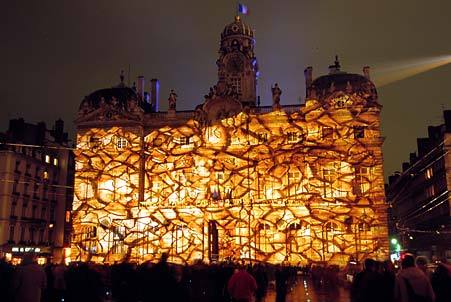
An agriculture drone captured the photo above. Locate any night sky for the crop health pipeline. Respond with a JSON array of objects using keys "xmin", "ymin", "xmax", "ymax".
[{"xmin": 2, "ymin": 0, "xmax": 451, "ymax": 179}]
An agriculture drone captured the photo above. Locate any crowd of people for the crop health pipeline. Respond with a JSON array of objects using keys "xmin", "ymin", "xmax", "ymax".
[{"xmin": 0, "ymin": 252, "xmax": 450, "ymax": 302}]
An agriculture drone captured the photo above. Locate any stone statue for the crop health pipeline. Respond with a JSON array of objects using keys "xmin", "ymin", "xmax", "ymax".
[
  {"xmin": 168, "ymin": 89, "xmax": 177, "ymax": 111},
  {"xmin": 271, "ymin": 83, "xmax": 282, "ymax": 107}
]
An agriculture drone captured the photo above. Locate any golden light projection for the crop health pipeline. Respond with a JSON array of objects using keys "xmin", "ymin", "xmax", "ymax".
[{"xmin": 71, "ymin": 94, "xmax": 389, "ymax": 266}]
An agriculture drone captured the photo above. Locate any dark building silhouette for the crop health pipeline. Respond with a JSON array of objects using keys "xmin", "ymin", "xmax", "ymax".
[
  {"xmin": 0, "ymin": 118, "xmax": 74, "ymax": 264},
  {"xmin": 387, "ymin": 110, "xmax": 451, "ymax": 262}
]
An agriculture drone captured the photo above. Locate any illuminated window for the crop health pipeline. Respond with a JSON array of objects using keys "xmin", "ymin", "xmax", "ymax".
[
  {"xmin": 287, "ymin": 222, "xmax": 310, "ymax": 254},
  {"xmin": 45, "ymin": 155, "xmax": 51, "ymax": 163},
  {"xmin": 116, "ymin": 137, "xmax": 128, "ymax": 149},
  {"xmin": 43, "ymin": 171, "xmax": 49, "ymax": 180},
  {"xmin": 426, "ymin": 185, "xmax": 435, "ymax": 198},
  {"xmin": 287, "ymin": 171, "xmax": 301, "ymax": 196},
  {"xmin": 53, "ymin": 158, "xmax": 58, "ymax": 166},
  {"xmin": 257, "ymin": 223, "xmax": 271, "ymax": 253},
  {"xmin": 177, "ymin": 136, "xmax": 190, "ymax": 145},
  {"xmin": 354, "ymin": 166, "xmax": 371, "ymax": 195},
  {"xmin": 65, "ymin": 211, "xmax": 71, "ymax": 223},
  {"xmin": 353, "ymin": 126, "xmax": 365, "ymax": 139},
  {"xmin": 287, "ymin": 132, "xmax": 298, "ymax": 143},
  {"xmin": 322, "ymin": 126, "xmax": 334, "ymax": 139},
  {"xmin": 425, "ymin": 167, "xmax": 433, "ymax": 180},
  {"xmin": 324, "ymin": 222, "xmax": 340, "ymax": 253},
  {"xmin": 322, "ymin": 168, "xmax": 335, "ymax": 198}
]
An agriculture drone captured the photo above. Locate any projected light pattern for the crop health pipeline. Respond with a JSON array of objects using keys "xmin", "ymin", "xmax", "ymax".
[
  {"xmin": 72, "ymin": 95, "xmax": 388, "ymax": 266},
  {"xmin": 372, "ymin": 55, "xmax": 451, "ymax": 87}
]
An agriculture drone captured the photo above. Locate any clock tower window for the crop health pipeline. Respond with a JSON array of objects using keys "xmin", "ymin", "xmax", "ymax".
[{"xmin": 231, "ymin": 77, "xmax": 242, "ymax": 94}]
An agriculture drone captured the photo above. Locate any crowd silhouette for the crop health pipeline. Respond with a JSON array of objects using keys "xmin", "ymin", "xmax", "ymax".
[{"xmin": 1, "ymin": 253, "xmax": 450, "ymax": 302}]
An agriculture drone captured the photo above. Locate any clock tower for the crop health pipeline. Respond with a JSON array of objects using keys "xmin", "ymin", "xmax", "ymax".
[{"xmin": 217, "ymin": 16, "xmax": 258, "ymax": 107}]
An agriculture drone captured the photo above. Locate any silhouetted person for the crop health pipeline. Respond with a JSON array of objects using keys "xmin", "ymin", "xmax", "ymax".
[
  {"xmin": 275, "ymin": 266, "xmax": 289, "ymax": 302},
  {"xmin": 253, "ymin": 264, "xmax": 268, "ymax": 302},
  {"xmin": 431, "ymin": 262, "xmax": 451, "ymax": 302},
  {"xmin": 227, "ymin": 266, "xmax": 257, "ymax": 302},
  {"xmin": 351, "ymin": 258, "xmax": 382, "ymax": 302},
  {"xmin": 395, "ymin": 254, "xmax": 435, "ymax": 302},
  {"xmin": 380, "ymin": 260, "xmax": 396, "ymax": 302},
  {"xmin": 11, "ymin": 254, "xmax": 47, "ymax": 302}
]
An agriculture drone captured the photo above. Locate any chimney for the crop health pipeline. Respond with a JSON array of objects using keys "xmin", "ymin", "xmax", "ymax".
[
  {"xmin": 150, "ymin": 79, "xmax": 160, "ymax": 112},
  {"xmin": 363, "ymin": 66, "xmax": 370, "ymax": 79},
  {"xmin": 444, "ymin": 110, "xmax": 451, "ymax": 132},
  {"xmin": 137, "ymin": 76, "xmax": 145, "ymax": 99},
  {"xmin": 304, "ymin": 66, "xmax": 313, "ymax": 88},
  {"xmin": 402, "ymin": 162, "xmax": 410, "ymax": 172}
]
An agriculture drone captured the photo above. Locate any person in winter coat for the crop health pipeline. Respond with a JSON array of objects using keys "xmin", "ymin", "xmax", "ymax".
[
  {"xmin": 395, "ymin": 254, "xmax": 435, "ymax": 302},
  {"xmin": 227, "ymin": 266, "xmax": 257, "ymax": 302},
  {"xmin": 11, "ymin": 254, "xmax": 47, "ymax": 302}
]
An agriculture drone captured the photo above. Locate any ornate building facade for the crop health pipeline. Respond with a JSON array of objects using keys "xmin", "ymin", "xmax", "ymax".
[{"xmin": 72, "ymin": 17, "xmax": 389, "ymax": 266}]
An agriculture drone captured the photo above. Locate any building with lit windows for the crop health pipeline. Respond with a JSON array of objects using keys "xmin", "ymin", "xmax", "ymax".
[
  {"xmin": 72, "ymin": 17, "xmax": 389, "ymax": 266},
  {"xmin": 0, "ymin": 118, "xmax": 74, "ymax": 264},
  {"xmin": 387, "ymin": 110, "xmax": 451, "ymax": 262}
]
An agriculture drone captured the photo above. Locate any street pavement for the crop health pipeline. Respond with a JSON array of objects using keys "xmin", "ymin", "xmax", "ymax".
[{"xmin": 264, "ymin": 277, "xmax": 350, "ymax": 302}]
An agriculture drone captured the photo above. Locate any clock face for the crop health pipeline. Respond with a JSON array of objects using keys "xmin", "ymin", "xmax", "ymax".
[{"xmin": 226, "ymin": 55, "xmax": 244, "ymax": 73}]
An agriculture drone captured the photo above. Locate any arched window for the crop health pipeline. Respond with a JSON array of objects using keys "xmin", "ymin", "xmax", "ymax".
[
  {"xmin": 323, "ymin": 222, "xmax": 341, "ymax": 254},
  {"xmin": 256, "ymin": 223, "xmax": 272, "ymax": 253},
  {"xmin": 287, "ymin": 221, "xmax": 310, "ymax": 254}
]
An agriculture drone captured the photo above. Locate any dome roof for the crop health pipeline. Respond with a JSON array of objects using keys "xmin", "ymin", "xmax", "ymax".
[
  {"xmin": 307, "ymin": 59, "xmax": 378, "ymax": 103},
  {"xmin": 221, "ymin": 16, "xmax": 254, "ymax": 39},
  {"xmin": 79, "ymin": 86, "xmax": 152, "ymax": 113}
]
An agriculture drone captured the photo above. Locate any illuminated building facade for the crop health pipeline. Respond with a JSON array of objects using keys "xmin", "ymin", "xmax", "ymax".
[
  {"xmin": 72, "ymin": 17, "xmax": 389, "ymax": 266},
  {"xmin": 387, "ymin": 110, "xmax": 451, "ymax": 262},
  {"xmin": 0, "ymin": 118, "xmax": 74, "ymax": 264}
]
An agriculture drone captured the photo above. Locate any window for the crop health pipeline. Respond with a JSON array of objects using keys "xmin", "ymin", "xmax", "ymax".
[
  {"xmin": 231, "ymin": 77, "xmax": 242, "ymax": 94},
  {"xmin": 43, "ymin": 171, "xmax": 49, "ymax": 180},
  {"xmin": 89, "ymin": 136, "xmax": 101, "ymax": 148},
  {"xmin": 22, "ymin": 203, "xmax": 28, "ymax": 218},
  {"xmin": 323, "ymin": 168, "xmax": 335, "ymax": 198},
  {"xmin": 29, "ymin": 227, "xmax": 35, "ymax": 243},
  {"xmin": 287, "ymin": 132, "xmax": 299, "ymax": 143},
  {"xmin": 354, "ymin": 166, "xmax": 371, "ymax": 195},
  {"xmin": 10, "ymin": 202, "xmax": 17, "ymax": 216},
  {"xmin": 425, "ymin": 167, "xmax": 433, "ymax": 180},
  {"xmin": 41, "ymin": 207, "xmax": 46, "ymax": 220},
  {"xmin": 35, "ymin": 167, "xmax": 40, "ymax": 179},
  {"xmin": 65, "ymin": 211, "xmax": 71, "ymax": 223},
  {"xmin": 15, "ymin": 160, "xmax": 20, "ymax": 172},
  {"xmin": 256, "ymin": 132, "xmax": 268, "ymax": 143},
  {"xmin": 426, "ymin": 185, "xmax": 435, "ymax": 198},
  {"xmin": 24, "ymin": 183, "xmax": 29, "ymax": 196},
  {"xmin": 39, "ymin": 229, "xmax": 45, "ymax": 243},
  {"xmin": 45, "ymin": 155, "xmax": 51, "ymax": 163},
  {"xmin": 322, "ymin": 126, "xmax": 334, "ymax": 139},
  {"xmin": 257, "ymin": 223, "xmax": 272, "ymax": 253},
  {"xmin": 48, "ymin": 229, "xmax": 53, "ymax": 242},
  {"xmin": 12, "ymin": 178, "xmax": 19, "ymax": 194},
  {"xmin": 9, "ymin": 224, "xmax": 15, "ymax": 241},
  {"xmin": 20, "ymin": 226, "xmax": 25, "ymax": 242},
  {"xmin": 116, "ymin": 137, "xmax": 128, "ymax": 149},
  {"xmin": 53, "ymin": 158, "xmax": 58, "ymax": 166},
  {"xmin": 288, "ymin": 171, "xmax": 301, "ymax": 196},
  {"xmin": 354, "ymin": 126, "xmax": 365, "ymax": 139},
  {"xmin": 32, "ymin": 205, "xmax": 37, "ymax": 219},
  {"xmin": 33, "ymin": 184, "xmax": 39, "ymax": 198},
  {"xmin": 50, "ymin": 205, "xmax": 55, "ymax": 221},
  {"xmin": 177, "ymin": 136, "xmax": 190, "ymax": 145},
  {"xmin": 25, "ymin": 164, "xmax": 31, "ymax": 176},
  {"xmin": 43, "ymin": 187, "xmax": 49, "ymax": 200}
]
